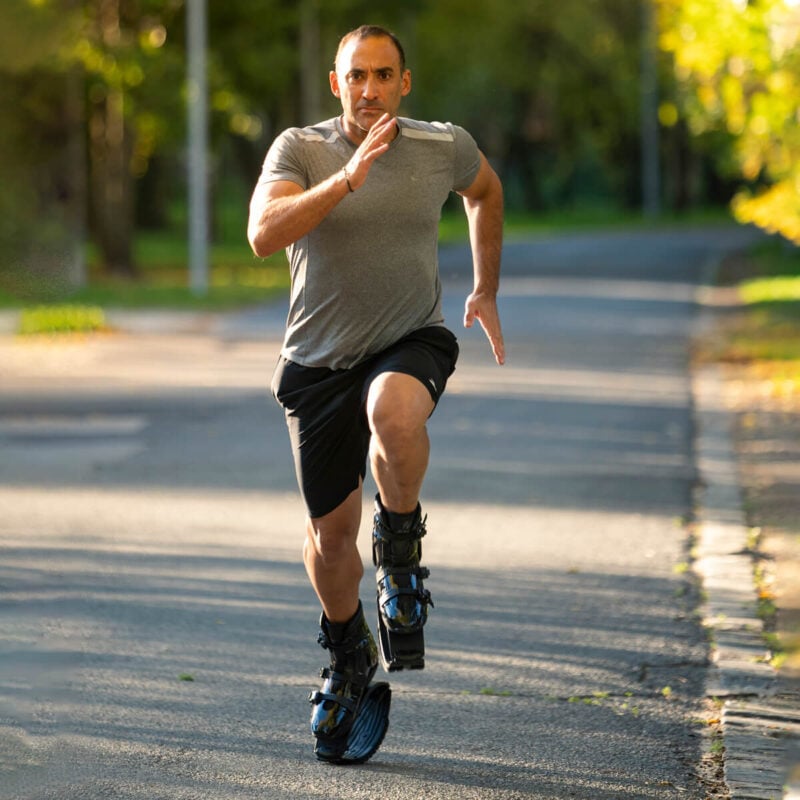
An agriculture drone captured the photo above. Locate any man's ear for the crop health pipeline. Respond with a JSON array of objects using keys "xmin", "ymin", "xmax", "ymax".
[
  {"xmin": 401, "ymin": 69, "xmax": 412, "ymax": 97},
  {"xmin": 329, "ymin": 71, "xmax": 341, "ymax": 98}
]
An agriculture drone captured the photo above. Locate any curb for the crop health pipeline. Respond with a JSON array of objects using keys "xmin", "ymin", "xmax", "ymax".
[{"xmin": 693, "ymin": 359, "xmax": 800, "ymax": 796}]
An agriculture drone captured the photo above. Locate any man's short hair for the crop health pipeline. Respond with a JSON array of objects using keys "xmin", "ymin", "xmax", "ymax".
[{"xmin": 335, "ymin": 24, "xmax": 407, "ymax": 72}]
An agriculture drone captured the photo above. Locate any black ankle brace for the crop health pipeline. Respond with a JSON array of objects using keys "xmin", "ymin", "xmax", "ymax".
[
  {"xmin": 377, "ymin": 495, "xmax": 421, "ymax": 533},
  {"xmin": 324, "ymin": 605, "xmax": 361, "ymax": 645}
]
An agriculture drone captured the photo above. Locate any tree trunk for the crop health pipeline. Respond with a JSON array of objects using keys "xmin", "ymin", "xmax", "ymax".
[
  {"xmin": 88, "ymin": 0, "xmax": 136, "ymax": 277},
  {"xmin": 66, "ymin": 64, "xmax": 87, "ymax": 287}
]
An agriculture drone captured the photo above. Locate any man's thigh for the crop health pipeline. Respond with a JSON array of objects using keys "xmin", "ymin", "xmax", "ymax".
[
  {"xmin": 272, "ymin": 358, "xmax": 371, "ymax": 519},
  {"xmin": 362, "ymin": 325, "xmax": 459, "ymax": 412}
]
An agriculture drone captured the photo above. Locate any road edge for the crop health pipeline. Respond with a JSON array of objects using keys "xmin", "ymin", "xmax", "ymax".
[{"xmin": 692, "ymin": 265, "xmax": 798, "ymax": 799}]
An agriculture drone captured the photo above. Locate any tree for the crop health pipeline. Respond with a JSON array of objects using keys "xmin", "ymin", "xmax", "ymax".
[
  {"xmin": 658, "ymin": 0, "xmax": 800, "ymax": 242},
  {"xmin": 0, "ymin": 0, "xmax": 186, "ymax": 283},
  {"xmin": 0, "ymin": 0, "xmax": 86, "ymax": 295},
  {"xmin": 411, "ymin": 0, "xmax": 646, "ymax": 210},
  {"xmin": 75, "ymin": 0, "xmax": 185, "ymax": 276}
]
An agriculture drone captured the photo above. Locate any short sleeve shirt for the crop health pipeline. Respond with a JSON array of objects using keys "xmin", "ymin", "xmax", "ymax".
[{"xmin": 257, "ymin": 116, "xmax": 481, "ymax": 369}]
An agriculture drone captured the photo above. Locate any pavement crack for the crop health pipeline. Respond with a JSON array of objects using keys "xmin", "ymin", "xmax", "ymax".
[{"xmin": 636, "ymin": 659, "xmax": 710, "ymax": 683}]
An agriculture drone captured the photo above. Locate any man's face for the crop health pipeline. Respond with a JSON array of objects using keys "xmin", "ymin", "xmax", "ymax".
[{"xmin": 330, "ymin": 35, "xmax": 411, "ymax": 142}]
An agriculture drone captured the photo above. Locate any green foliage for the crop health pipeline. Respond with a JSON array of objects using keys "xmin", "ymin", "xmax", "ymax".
[
  {"xmin": 19, "ymin": 304, "xmax": 107, "ymax": 335},
  {"xmin": 0, "ymin": 0, "xmax": 82, "ymax": 73},
  {"xmin": 0, "ymin": 2, "xmax": 85, "ymax": 290},
  {"xmin": 1, "ymin": 0, "xmax": 747, "ymax": 299},
  {"xmin": 414, "ymin": 0, "xmax": 642, "ymax": 209},
  {"xmin": 1, "ymin": 216, "xmax": 288, "ymax": 312}
]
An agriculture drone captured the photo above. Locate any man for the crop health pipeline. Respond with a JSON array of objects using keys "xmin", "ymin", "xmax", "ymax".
[{"xmin": 248, "ymin": 24, "xmax": 504, "ymax": 759}]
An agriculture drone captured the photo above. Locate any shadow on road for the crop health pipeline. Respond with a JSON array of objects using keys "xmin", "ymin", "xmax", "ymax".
[{"xmin": 0, "ymin": 540, "xmax": 708, "ymax": 799}]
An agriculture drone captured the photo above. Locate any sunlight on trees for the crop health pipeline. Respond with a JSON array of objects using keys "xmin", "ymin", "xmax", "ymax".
[
  {"xmin": 658, "ymin": 0, "xmax": 800, "ymax": 242},
  {"xmin": 8, "ymin": 0, "xmax": 797, "ymax": 296}
]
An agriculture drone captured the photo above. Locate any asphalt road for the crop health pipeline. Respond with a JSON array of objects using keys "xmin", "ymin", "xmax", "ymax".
[{"xmin": 0, "ymin": 226, "xmax": 759, "ymax": 799}]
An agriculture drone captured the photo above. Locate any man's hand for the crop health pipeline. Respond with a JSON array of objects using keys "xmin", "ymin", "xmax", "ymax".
[
  {"xmin": 248, "ymin": 113, "xmax": 399, "ymax": 257},
  {"xmin": 464, "ymin": 291, "xmax": 505, "ymax": 366},
  {"xmin": 344, "ymin": 113, "xmax": 397, "ymax": 190}
]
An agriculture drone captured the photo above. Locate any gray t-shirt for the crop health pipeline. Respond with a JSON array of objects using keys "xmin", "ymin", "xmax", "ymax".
[{"xmin": 257, "ymin": 116, "xmax": 481, "ymax": 369}]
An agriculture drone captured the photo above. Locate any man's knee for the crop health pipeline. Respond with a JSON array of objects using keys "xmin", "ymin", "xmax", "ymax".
[
  {"xmin": 305, "ymin": 489, "xmax": 362, "ymax": 566},
  {"xmin": 370, "ymin": 408, "xmax": 419, "ymax": 454},
  {"xmin": 367, "ymin": 373, "xmax": 433, "ymax": 444}
]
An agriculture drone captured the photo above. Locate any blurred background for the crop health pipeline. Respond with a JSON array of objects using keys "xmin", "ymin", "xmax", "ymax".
[{"xmin": 0, "ymin": 0, "xmax": 798, "ymax": 310}]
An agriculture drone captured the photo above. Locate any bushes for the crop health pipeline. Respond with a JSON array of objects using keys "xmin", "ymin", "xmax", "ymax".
[{"xmin": 19, "ymin": 305, "xmax": 107, "ymax": 335}]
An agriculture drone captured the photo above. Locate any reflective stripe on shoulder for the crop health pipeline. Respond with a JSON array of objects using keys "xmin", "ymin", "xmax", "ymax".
[
  {"xmin": 296, "ymin": 130, "xmax": 341, "ymax": 144},
  {"xmin": 401, "ymin": 127, "xmax": 454, "ymax": 142}
]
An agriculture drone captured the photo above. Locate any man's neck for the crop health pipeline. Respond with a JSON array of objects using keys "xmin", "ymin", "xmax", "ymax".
[{"xmin": 340, "ymin": 115, "xmax": 400, "ymax": 146}]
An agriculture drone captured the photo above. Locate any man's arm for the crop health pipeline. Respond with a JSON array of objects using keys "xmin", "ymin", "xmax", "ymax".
[
  {"xmin": 247, "ymin": 113, "xmax": 397, "ymax": 258},
  {"xmin": 248, "ymin": 174, "xmax": 348, "ymax": 258},
  {"xmin": 459, "ymin": 152, "xmax": 505, "ymax": 366}
]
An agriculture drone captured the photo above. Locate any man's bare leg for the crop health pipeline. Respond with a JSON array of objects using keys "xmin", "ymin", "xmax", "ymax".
[
  {"xmin": 366, "ymin": 371, "xmax": 435, "ymax": 670},
  {"xmin": 303, "ymin": 484, "xmax": 363, "ymax": 623},
  {"xmin": 366, "ymin": 372, "xmax": 434, "ymax": 513}
]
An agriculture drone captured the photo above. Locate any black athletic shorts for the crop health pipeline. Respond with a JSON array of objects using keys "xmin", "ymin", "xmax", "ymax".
[{"xmin": 271, "ymin": 325, "xmax": 459, "ymax": 519}]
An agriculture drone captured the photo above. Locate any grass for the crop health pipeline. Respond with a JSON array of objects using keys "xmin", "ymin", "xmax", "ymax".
[
  {"xmin": 741, "ymin": 275, "xmax": 800, "ymax": 304},
  {"xmin": 0, "ymin": 232, "xmax": 289, "ymax": 313},
  {"xmin": 19, "ymin": 305, "xmax": 108, "ymax": 335},
  {"xmin": 739, "ymin": 241, "xmax": 800, "ymax": 329},
  {"xmin": 438, "ymin": 204, "xmax": 734, "ymax": 244},
  {"xmin": 1, "ymin": 203, "xmax": 738, "ymax": 316},
  {"xmin": 712, "ymin": 239, "xmax": 800, "ymax": 674},
  {"xmin": 710, "ymin": 239, "xmax": 800, "ymax": 371}
]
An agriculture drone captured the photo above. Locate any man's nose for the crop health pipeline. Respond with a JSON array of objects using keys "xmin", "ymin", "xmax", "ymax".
[{"xmin": 362, "ymin": 73, "xmax": 379, "ymax": 98}]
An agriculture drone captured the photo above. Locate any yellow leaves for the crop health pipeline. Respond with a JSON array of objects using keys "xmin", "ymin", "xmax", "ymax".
[
  {"xmin": 727, "ymin": 55, "xmax": 747, "ymax": 77},
  {"xmin": 697, "ymin": 83, "xmax": 719, "ymax": 116},
  {"xmin": 659, "ymin": 0, "xmax": 800, "ymax": 240},
  {"xmin": 720, "ymin": 73, "xmax": 745, "ymax": 132},
  {"xmin": 733, "ymin": 180, "xmax": 800, "ymax": 243},
  {"xmin": 750, "ymin": 115, "xmax": 770, "ymax": 137},
  {"xmin": 740, "ymin": 150, "xmax": 763, "ymax": 182},
  {"xmin": 679, "ymin": 22, "xmax": 697, "ymax": 43},
  {"xmin": 767, "ymin": 69, "xmax": 793, "ymax": 95},
  {"xmin": 768, "ymin": 3, "xmax": 800, "ymax": 58},
  {"xmin": 658, "ymin": 28, "xmax": 681, "ymax": 54}
]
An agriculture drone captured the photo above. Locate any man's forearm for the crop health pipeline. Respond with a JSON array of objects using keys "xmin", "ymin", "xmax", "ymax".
[
  {"xmin": 248, "ymin": 169, "xmax": 352, "ymax": 258},
  {"xmin": 463, "ymin": 176, "xmax": 503, "ymax": 294},
  {"xmin": 249, "ymin": 115, "xmax": 399, "ymax": 259}
]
